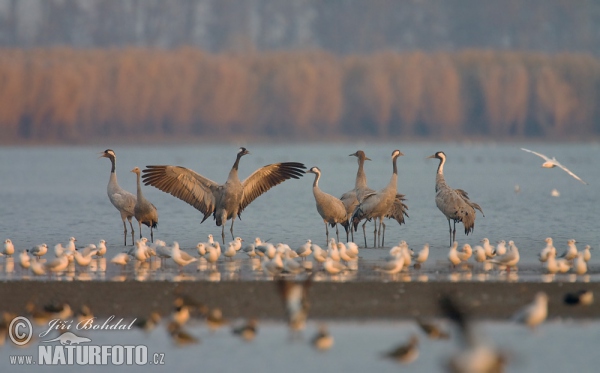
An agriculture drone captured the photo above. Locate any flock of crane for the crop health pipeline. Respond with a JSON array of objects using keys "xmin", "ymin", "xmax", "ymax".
[{"xmin": 99, "ymin": 147, "xmax": 487, "ymax": 249}]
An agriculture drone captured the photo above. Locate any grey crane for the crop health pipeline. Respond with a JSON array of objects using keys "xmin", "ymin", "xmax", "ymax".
[
  {"xmin": 341, "ymin": 150, "xmax": 409, "ymax": 247},
  {"xmin": 100, "ymin": 149, "xmax": 137, "ymax": 246},
  {"xmin": 131, "ymin": 167, "xmax": 159, "ymax": 243},
  {"xmin": 340, "ymin": 151, "xmax": 373, "ymax": 243},
  {"xmin": 307, "ymin": 166, "xmax": 350, "ymax": 243},
  {"xmin": 141, "ymin": 147, "xmax": 306, "ymax": 243},
  {"xmin": 351, "ymin": 150, "xmax": 404, "ymax": 248},
  {"xmin": 427, "ymin": 151, "xmax": 484, "ymax": 246}
]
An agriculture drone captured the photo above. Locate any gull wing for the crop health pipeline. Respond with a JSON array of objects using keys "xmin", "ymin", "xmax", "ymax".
[
  {"xmin": 141, "ymin": 165, "xmax": 217, "ymax": 220},
  {"xmin": 521, "ymin": 148, "xmax": 551, "ymax": 162},
  {"xmin": 553, "ymin": 161, "xmax": 588, "ymax": 185},
  {"xmin": 239, "ymin": 162, "xmax": 306, "ymax": 214}
]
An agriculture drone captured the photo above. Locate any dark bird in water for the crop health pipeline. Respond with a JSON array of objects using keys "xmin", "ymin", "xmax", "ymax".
[
  {"xmin": 167, "ymin": 321, "xmax": 199, "ymax": 346},
  {"xmin": 382, "ymin": 334, "xmax": 419, "ymax": 363},
  {"xmin": 564, "ymin": 290, "xmax": 594, "ymax": 306},
  {"xmin": 416, "ymin": 318, "xmax": 450, "ymax": 340},
  {"xmin": 142, "ymin": 147, "xmax": 306, "ymax": 243},
  {"xmin": 427, "ymin": 151, "xmax": 484, "ymax": 246},
  {"xmin": 276, "ymin": 274, "xmax": 313, "ymax": 334},
  {"xmin": 311, "ymin": 324, "xmax": 334, "ymax": 351},
  {"xmin": 440, "ymin": 296, "xmax": 507, "ymax": 373},
  {"xmin": 133, "ymin": 312, "xmax": 162, "ymax": 333},
  {"xmin": 232, "ymin": 318, "xmax": 258, "ymax": 342}
]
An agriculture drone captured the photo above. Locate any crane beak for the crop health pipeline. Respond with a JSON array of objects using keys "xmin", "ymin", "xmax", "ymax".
[
  {"xmin": 365, "ymin": 157, "xmax": 372, "ymax": 161},
  {"xmin": 426, "ymin": 154, "xmax": 436, "ymax": 159}
]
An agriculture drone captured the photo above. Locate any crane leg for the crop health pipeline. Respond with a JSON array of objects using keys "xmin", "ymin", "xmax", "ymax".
[
  {"xmin": 230, "ymin": 219, "xmax": 235, "ymax": 240},
  {"xmin": 447, "ymin": 219, "xmax": 452, "ymax": 247},
  {"xmin": 122, "ymin": 220, "xmax": 128, "ymax": 246},
  {"xmin": 128, "ymin": 218, "xmax": 135, "ymax": 246},
  {"xmin": 221, "ymin": 225, "xmax": 225, "ymax": 244},
  {"xmin": 349, "ymin": 225, "xmax": 353, "ymax": 242},
  {"xmin": 381, "ymin": 221, "xmax": 386, "ymax": 247},
  {"xmin": 362, "ymin": 221, "xmax": 367, "ymax": 248},
  {"xmin": 335, "ymin": 224, "xmax": 340, "ymax": 242},
  {"xmin": 150, "ymin": 226, "xmax": 154, "ymax": 243},
  {"xmin": 139, "ymin": 221, "xmax": 143, "ymax": 239},
  {"xmin": 373, "ymin": 219, "xmax": 378, "ymax": 248},
  {"xmin": 452, "ymin": 221, "xmax": 457, "ymax": 244},
  {"xmin": 324, "ymin": 222, "xmax": 329, "ymax": 244}
]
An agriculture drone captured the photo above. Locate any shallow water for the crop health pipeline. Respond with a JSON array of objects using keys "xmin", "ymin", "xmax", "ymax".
[
  {"xmin": 0, "ymin": 142, "xmax": 598, "ymax": 265},
  {"xmin": 1, "ymin": 319, "xmax": 599, "ymax": 372}
]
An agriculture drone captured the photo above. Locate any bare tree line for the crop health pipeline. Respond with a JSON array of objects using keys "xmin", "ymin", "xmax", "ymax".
[{"xmin": 1, "ymin": 48, "xmax": 599, "ymax": 141}]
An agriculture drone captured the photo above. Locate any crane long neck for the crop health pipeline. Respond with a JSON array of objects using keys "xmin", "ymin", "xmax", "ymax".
[
  {"xmin": 355, "ymin": 157, "xmax": 368, "ymax": 189},
  {"xmin": 388, "ymin": 156, "xmax": 398, "ymax": 189},
  {"xmin": 436, "ymin": 157, "xmax": 445, "ymax": 175},
  {"xmin": 109, "ymin": 156, "xmax": 116, "ymax": 173},
  {"xmin": 228, "ymin": 154, "xmax": 242, "ymax": 180},
  {"xmin": 312, "ymin": 172, "xmax": 321, "ymax": 189},
  {"xmin": 135, "ymin": 172, "xmax": 143, "ymax": 198}
]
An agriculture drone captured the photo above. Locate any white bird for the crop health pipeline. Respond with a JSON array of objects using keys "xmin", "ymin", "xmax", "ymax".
[
  {"xmin": 412, "ymin": 244, "xmax": 429, "ymax": 266},
  {"xmin": 230, "ymin": 237, "xmax": 244, "ymax": 251},
  {"xmin": 256, "ymin": 242, "xmax": 276, "ymax": 259},
  {"xmin": 448, "ymin": 241, "xmax": 461, "ymax": 267},
  {"xmin": 131, "ymin": 240, "xmax": 149, "ymax": 262},
  {"xmin": 45, "ymin": 254, "xmax": 71, "ymax": 273},
  {"xmin": 338, "ymin": 242, "xmax": 358, "ymax": 263},
  {"xmin": 96, "ymin": 240, "xmax": 107, "ymax": 257},
  {"xmin": 243, "ymin": 237, "xmax": 262, "ymax": 258},
  {"xmin": 282, "ymin": 252, "xmax": 304, "ymax": 274},
  {"xmin": 155, "ymin": 243, "xmax": 172, "ymax": 264},
  {"xmin": 582, "ymin": 245, "xmax": 592, "ymax": 262},
  {"xmin": 346, "ymin": 242, "xmax": 359, "ymax": 257},
  {"xmin": 472, "ymin": 245, "xmax": 487, "ymax": 265},
  {"xmin": 559, "ymin": 239, "xmax": 578, "ymax": 261},
  {"xmin": 223, "ymin": 242, "xmax": 237, "ymax": 260},
  {"xmin": 551, "ymin": 188, "xmax": 560, "ymax": 197},
  {"xmin": 100, "ymin": 149, "xmax": 137, "ymax": 246},
  {"xmin": 171, "ymin": 242, "xmax": 198, "ymax": 269},
  {"xmin": 30, "ymin": 260, "xmax": 46, "ymax": 275},
  {"xmin": 539, "ymin": 237, "xmax": 556, "ymax": 263},
  {"xmin": 545, "ymin": 250, "xmax": 570, "ymax": 274},
  {"xmin": 327, "ymin": 239, "xmax": 341, "ymax": 262},
  {"xmin": 375, "ymin": 255, "xmax": 404, "ymax": 274},
  {"xmin": 55, "ymin": 237, "xmax": 77, "ymax": 257},
  {"xmin": 73, "ymin": 249, "xmax": 95, "ymax": 268},
  {"xmin": 262, "ymin": 253, "xmax": 283, "ymax": 276},
  {"xmin": 457, "ymin": 244, "xmax": 472, "ymax": 262},
  {"xmin": 205, "ymin": 243, "xmax": 221, "ymax": 266},
  {"xmin": 196, "ymin": 242, "xmax": 207, "ymax": 257},
  {"xmin": 111, "ymin": 252, "xmax": 130, "ymax": 268},
  {"xmin": 573, "ymin": 252, "xmax": 587, "ymax": 275},
  {"xmin": 490, "ymin": 241, "xmax": 520, "ymax": 271},
  {"xmin": 312, "ymin": 244, "xmax": 327, "ymax": 265},
  {"xmin": 19, "ymin": 250, "xmax": 31, "ymax": 270},
  {"xmin": 481, "ymin": 238, "xmax": 495, "ymax": 259},
  {"xmin": 2, "ymin": 239, "xmax": 15, "ymax": 257},
  {"xmin": 29, "ymin": 243, "xmax": 48, "ymax": 260},
  {"xmin": 323, "ymin": 257, "xmax": 346, "ymax": 275},
  {"xmin": 521, "ymin": 148, "xmax": 588, "ymax": 184},
  {"xmin": 296, "ymin": 240, "xmax": 313, "ymax": 260},
  {"xmin": 494, "ymin": 240, "xmax": 507, "ymax": 256},
  {"xmin": 512, "ymin": 292, "xmax": 548, "ymax": 330}
]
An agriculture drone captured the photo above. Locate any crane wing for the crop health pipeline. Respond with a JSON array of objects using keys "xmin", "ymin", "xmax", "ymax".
[
  {"xmin": 239, "ymin": 162, "xmax": 306, "ymax": 214},
  {"xmin": 141, "ymin": 165, "xmax": 216, "ymax": 220}
]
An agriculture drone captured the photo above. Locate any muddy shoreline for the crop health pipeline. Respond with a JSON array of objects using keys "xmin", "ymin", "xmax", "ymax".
[{"xmin": 0, "ymin": 281, "xmax": 596, "ymax": 321}]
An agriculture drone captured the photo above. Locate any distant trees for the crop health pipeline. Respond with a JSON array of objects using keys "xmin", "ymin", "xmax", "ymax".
[{"xmin": 1, "ymin": 47, "xmax": 600, "ymax": 142}]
